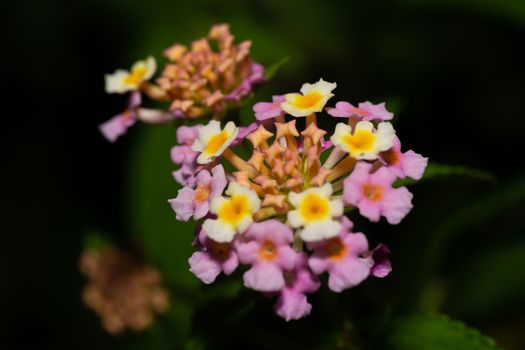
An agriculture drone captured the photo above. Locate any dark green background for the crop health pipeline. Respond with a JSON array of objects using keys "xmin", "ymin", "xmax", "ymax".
[{"xmin": 3, "ymin": 0, "xmax": 525, "ymax": 349}]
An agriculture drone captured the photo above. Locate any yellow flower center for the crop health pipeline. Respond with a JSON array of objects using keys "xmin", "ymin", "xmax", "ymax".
[
  {"xmin": 205, "ymin": 130, "xmax": 230, "ymax": 155},
  {"xmin": 299, "ymin": 193, "xmax": 330, "ymax": 222},
  {"xmin": 218, "ymin": 195, "xmax": 251, "ymax": 226},
  {"xmin": 362, "ymin": 183, "xmax": 384, "ymax": 202},
  {"xmin": 194, "ymin": 184, "xmax": 210, "ymax": 203},
  {"xmin": 258, "ymin": 240, "xmax": 278, "ymax": 261},
  {"xmin": 123, "ymin": 66, "xmax": 147, "ymax": 86},
  {"xmin": 342, "ymin": 129, "xmax": 376, "ymax": 154},
  {"xmin": 292, "ymin": 91, "xmax": 323, "ymax": 110},
  {"xmin": 326, "ymin": 237, "xmax": 347, "ymax": 261}
]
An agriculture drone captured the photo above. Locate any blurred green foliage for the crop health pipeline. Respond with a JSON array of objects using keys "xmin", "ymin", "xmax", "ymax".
[{"xmin": 386, "ymin": 312, "xmax": 502, "ymax": 350}]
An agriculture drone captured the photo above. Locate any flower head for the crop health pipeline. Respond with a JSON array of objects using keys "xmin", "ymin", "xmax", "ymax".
[
  {"xmin": 105, "ymin": 57, "xmax": 156, "ymax": 94},
  {"xmin": 156, "ymin": 24, "xmax": 265, "ymax": 118},
  {"xmin": 281, "ymin": 79, "xmax": 336, "ymax": 117},
  {"xmin": 100, "ymin": 24, "xmax": 265, "ymax": 143},
  {"xmin": 166, "ymin": 79, "xmax": 426, "ymax": 320},
  {"xmin": 80, "ymin": 246, "xmax": 169, "ymax": 334}
]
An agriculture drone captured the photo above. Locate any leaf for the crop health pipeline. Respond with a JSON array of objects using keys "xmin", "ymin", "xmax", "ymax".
[
  {"xmin": 385, "ymin": 312, "xmax": 502, "ymax": 350},
  {"xmin": 264, "ymin": 56, "xmax": 290, "ymax": 80},
  {"xmin": 397, "ymin": 162, "xmax": 497, "ymax": 187}
]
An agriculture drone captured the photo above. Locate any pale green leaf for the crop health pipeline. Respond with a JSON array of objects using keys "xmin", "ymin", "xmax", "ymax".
[
  {"xmin": 264, "ymin": 56, "xmax": 290, "ymax": 80},
  {"xmin": 397, "ymin": 162, "xmax": 497, "ymax": 187},
  {"xmin": 386, "ymin": 312, "xmax": 502, "ymax": 350}
]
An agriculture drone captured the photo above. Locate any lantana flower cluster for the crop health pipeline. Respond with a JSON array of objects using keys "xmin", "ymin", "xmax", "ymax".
[
  {"xmin": 80, "ymin": 246, "xmax": 170, "ymax": 334},
  {"xmin": 99, "ymin": 24, "xmax": 265, "ymax": 142},
  {"xmin": 169, "ymin": 79, "xmax": 428, "ymax": 320}
]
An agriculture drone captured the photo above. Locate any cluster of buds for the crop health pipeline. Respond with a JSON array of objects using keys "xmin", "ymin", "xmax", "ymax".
[
  {"xmin": 99, "ymin": 24, "xmax": 265, "ymax": 142},
  {"xmin": 80, "ymin": 247, "xmax": 169, "ymax": 334},
  {"xmin": 169, "ymin": 79, "xmax": 428, "ymax": 320}
]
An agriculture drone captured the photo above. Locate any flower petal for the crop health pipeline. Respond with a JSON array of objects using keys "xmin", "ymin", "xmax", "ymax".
[
  {"xmin": 243, "ymin": 264, "xmax": 285, "ymax": 292},
  {"xmin": 188, "ymin": 251, "xmax": 222, "ymax": 284}
]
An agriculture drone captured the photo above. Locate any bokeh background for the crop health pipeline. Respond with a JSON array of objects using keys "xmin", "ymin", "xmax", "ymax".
[{"xmin": 3, "ymin": 0, "xmax": 525, "ymax": 349}]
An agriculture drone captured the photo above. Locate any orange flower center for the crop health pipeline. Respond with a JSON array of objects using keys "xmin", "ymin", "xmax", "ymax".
[
  {"xmin": 326, "ymin": 237, "xmax": 347, "ymax": 261},
  {"xmin": 194, "ymin": 184, "xmax": 210, "ymax": 203},
  {"xmin": 258, "ymin": 240, "xmax": 278, "ymax": 261},
  {"xmin": 362, "ymin": 183, "xmax": 383, "ymax": 201}
]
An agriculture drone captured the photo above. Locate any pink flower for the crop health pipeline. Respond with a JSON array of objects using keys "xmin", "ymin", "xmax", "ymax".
[
  {"xmin": 171, "ymin": 124, "xmax": 204, "ymax": 186},
  {"xmin": 380, "ymin": 137, "xmax": 428, "ymax": 180},
  {"xmin": 307, "ymin": 217, "xmax": 371, "ymax": 292},
  {"xmin": 172, "ymin": 163, "xmax": 199, "ymax": 187},
  {"xmin": 170, "ymin": 145, "xmax": 197, "ymax": 165},
  {"xmin": 253, "ymin": 95, "xmax": 286, "ymax": 120},
  {"xmin": 177, "ymin": 125, "xmax": 202, "ymax": 145},
  {"xmin": 170, "ymin": 125, "xmax": 202, "ymax": 165},
  {"xmin": 236, "ymin": 220, "xmax": 298, "ymax": 292},
  {"xmin": 326, "ymin": 101, "xmax": 393, "ymax": 121},
  {"xmin": 169, "ymin": 165, "xmax": 227, "ymax": 221},
  {"xmin": 171, "ymin": 125, "xmax": 203, "ymax": 164},
  {"xmin": 99, "ymin": 91, "xmax": 141, "ymax": 142},
  {"xmin": 343, "ymin": 162, "xmax": 413, "ymax": 224},
  {"xmin": 274, "ymin": 253, "xmax": 320, "ymax": 321},
  {"xmin": 367, "ymin": 243, "xmax": 392, "ymax": 278},
  {"xmin": 188, "ymin": 228, "xmax": 239, "ymax": 284}
]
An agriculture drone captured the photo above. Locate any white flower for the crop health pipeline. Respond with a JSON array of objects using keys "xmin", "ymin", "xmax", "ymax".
[
  {"xmin": 281, "ymin": 78, "xmax": 337, "ymax": 117},
  {"xmin": 203, "ymin": 182, "xmax": 261, "ymax": 242},
  {"xmin": 331, "ymin": 121, "xmax": 395, "ymax": 160},
  {"xmin": 105, "ymin": 56, "xmax": 156, "ymax": 94},
  {"xmin": 191, "ymin": 121, "xmax": 239, "ymax": 164},
  {"xmin": 287, "ymin": 183, "xmax": 343, "ymax": 241}
]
